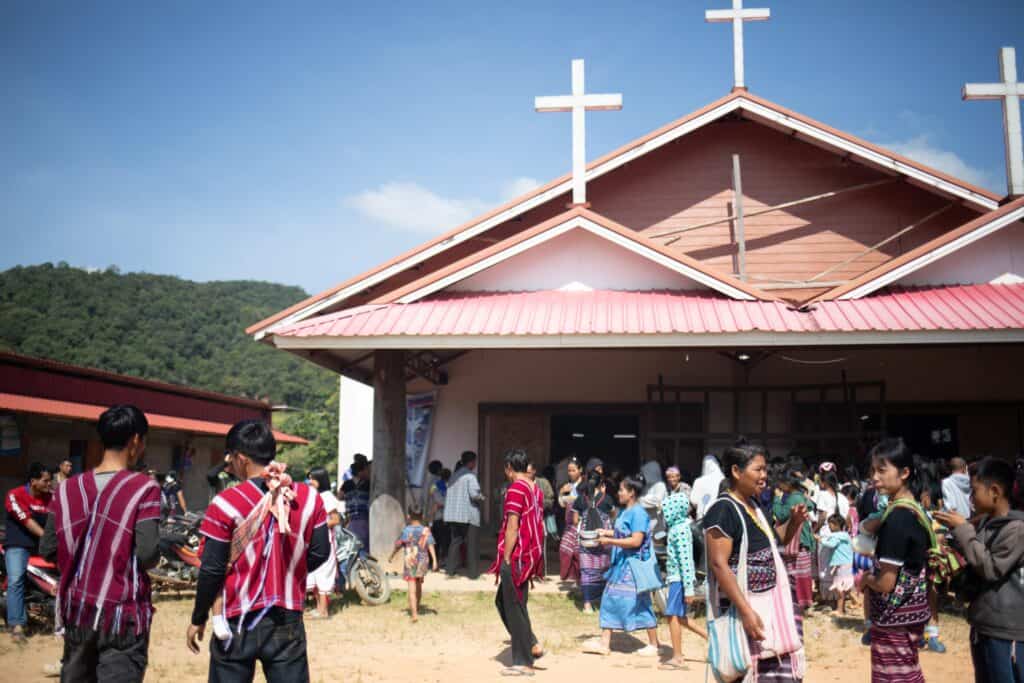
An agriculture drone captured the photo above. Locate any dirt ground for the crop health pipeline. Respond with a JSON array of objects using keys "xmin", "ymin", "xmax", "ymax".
[{"xmin": 0, "ymin": 585, "xmax": 975, "ymax": 682}]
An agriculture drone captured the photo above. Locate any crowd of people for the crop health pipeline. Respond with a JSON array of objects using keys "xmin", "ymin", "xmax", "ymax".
[{"xmin": 5, "ymin": 405, "xmax": 1024, "ymax": 682}]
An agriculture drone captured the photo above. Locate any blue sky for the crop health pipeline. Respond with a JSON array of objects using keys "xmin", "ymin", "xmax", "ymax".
[{"xmin": 2, "ymin": 1, "xmax": 1023, "ymax": 294}]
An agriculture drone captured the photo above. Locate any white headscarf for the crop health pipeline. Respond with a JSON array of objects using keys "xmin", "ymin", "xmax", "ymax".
[{"xmin": 691, "ymin": 454, "xmax": 725, "ymax": 520}]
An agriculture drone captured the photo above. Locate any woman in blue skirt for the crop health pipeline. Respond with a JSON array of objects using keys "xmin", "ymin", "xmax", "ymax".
[{"xmin": 582, "ymin": 473, "xmax": 660, "ymax": 657}]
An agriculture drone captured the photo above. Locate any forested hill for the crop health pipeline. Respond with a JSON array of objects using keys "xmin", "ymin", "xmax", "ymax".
[{"xmin": 0, "ymin": 263, "xmax": 335, "ymax": 409}]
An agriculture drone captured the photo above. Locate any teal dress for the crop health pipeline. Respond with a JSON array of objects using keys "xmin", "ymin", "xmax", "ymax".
[{"xmin": 599, "ymin": 504, "xmax": 657, "ymax": 631}]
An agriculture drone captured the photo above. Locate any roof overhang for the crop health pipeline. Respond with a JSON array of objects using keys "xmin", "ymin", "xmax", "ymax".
[
  {"xmin": 273, "ymin": 329, "xmax": 1024, "ymax": 351},
  {"xmin": 249, "ymin": 91, "xmax": 1003, "ymax": 339},
  {"xmin": 0, "ymin": 393, "xmax": 309, "ymax": 445}
]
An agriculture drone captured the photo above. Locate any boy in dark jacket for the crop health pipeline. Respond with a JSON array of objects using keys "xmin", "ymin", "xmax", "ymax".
[{"xmin": 935, "ymin": 457, "xmax": 1024, "ymax": 683}]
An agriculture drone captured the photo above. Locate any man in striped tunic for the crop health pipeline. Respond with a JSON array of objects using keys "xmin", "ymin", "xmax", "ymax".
[
  {"xmin": 42, "ymin": 404, "xmax": 162, "ymax": 683},
  {"xmin": 186, "ymin": 420, "xmax": 329, "ymax": 683}
]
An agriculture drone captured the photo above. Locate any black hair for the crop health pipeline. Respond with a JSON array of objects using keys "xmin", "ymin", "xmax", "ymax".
[
  {"xmin": 915, "ymin": 456, "xmax": 943, "ymax": 508},
  {"xmin": 579, "ymin": 471, "xmax": 604, "ymax": 499},
  {"xmin": 827, "ymin": 514, "xmax": 847, "ymax": 531},
  {"xmin": 542, "ymin": 464, "xmax": 555, "ymax": 481},
  {"xmin": 843, "ymin": 464, "xmax": 862, "ymax": 485},
  {"xmin": 407, "ymin": 506, "xmax": 424, "ymax": 522},
  {"xmin": 503, "ymin": 449, "xmax": 529, "ymax": 473},
  {"xmin": 97, "ymin": 404, "xmax": 149, "ymax": 450},
  {"xmin": 440, "ymin": 467, "xmax": 452, "ymax": 481},
  {"xmin": 427, "ymin": 460, "xmax": 443, "ymax": 476},
  {"xmin": 350, "ymin": 460, "xmax": 367, "ymax": 477},
  {"xmin": 778, "ymin": 466, "xmax": 806, "ymax": 492},
  {"xmin": 869, "ymin": 437, "xmax": 921, "ymax": 497},
  {"xmin": 225, "ymin": 419, "xmax": 276, "ymax": 465},
  {"xmin": 620, "ymin": 473, "xmax": 646, "ymax": 498},
  {"xmin": 353, "ymin": 453, "xmax": 368, "ymax": 464},
  {"xmin": 26, "ymin": 461, "xmax": 48, "ymax": 483},
  {"xmin": 722, "ymin": 437, "xmax": 766, "ymax": 482},
  {"xmin": 567, "ymin": 454, "xmax": 582, "ymax": 468},
  {"xmin": 820, "ymin": 470, "xmax": 840, "ymax": 493},
  {"xmin": 341, "ymin": 479, "xmax": 356, "ymax": 494},
  {"xmin": 460, "ymin": 450, "xmax": 478, "ymax": 466},
  {"xmin": 841, "ymin": 482, "xmax": 861, "ymax": 502},
  {"xmin": 974, "ymin": 456, "xmax": 1015, "ymax": 499},
  {"xmin": 308, "ymin": 466, "xmax": 331, "ymax": 492}
]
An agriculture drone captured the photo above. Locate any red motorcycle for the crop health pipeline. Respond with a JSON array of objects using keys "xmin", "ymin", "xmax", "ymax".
[
  {"xmin": 0, "ymin": 541, "xmax": 59, "ymax": 625},
  {"xmin": 149, "ymin": 512, "xmax": 203, "ymax": 590}
]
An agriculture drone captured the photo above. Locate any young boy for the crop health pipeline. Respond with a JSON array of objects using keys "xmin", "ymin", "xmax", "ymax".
[
  {"xmin": 42, "ymin": 404, "xmax": 161, "ymax": 682},
  {"xmin": 934, "ymin": 457, "xmax": 1024, "ymax": 682},
  {"xmin": 5, "ymin": 461, "xmax": 52, "ymax": 641}
]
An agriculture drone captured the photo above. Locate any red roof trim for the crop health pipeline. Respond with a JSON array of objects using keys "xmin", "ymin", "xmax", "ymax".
[{"xmin": 0, "ymin": 392, "xmax": 308, "ymax": 445}]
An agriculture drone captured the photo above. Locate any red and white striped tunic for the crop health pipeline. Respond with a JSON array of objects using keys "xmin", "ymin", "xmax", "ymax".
[
  {"xmin": 200, "ymin": 479, "xmax": 326, "ymax": 619},
  {"xmin": 50, "ymin": 470, "xmax": 162, "ymax": 635},
  {"xmin": 490, "ymin": 479, "xmax": 544, "ymax": 591}
]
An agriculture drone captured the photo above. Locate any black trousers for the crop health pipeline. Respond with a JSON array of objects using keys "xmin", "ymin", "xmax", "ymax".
[
  {"xmin": 431, "ymin": 519, "xmax": 451, "ymax": 564},
  {"xmin": 209, "ymin": 608, "xmax": 309, "ymax": 683},
  {"xmin": 495, "ymin": 562, "xmax": 537, "ymax": 668},
  {"xmin": 446, "ymin": 522, "xmax": 480, "ymax": 578},
  {"xmin": 61, "ymin": 625, "xmax": 150, "ymax": 683}
]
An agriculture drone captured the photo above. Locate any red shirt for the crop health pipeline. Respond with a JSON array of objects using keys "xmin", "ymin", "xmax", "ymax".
[
  {"xmin": 490, "ymin": 478, "xmax": 544, "ymax": 588},
  {"xmin": 5, "ymin": 485, "xmax": 51, "ymax": 550},
  {"xmin": 200, "ymin": 479, "xmax": 326, "ymax": 619}
]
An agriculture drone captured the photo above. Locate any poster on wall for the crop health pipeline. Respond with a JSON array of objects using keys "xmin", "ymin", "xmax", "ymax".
[
  {"xmin": 0, "ymin": 414, "xmax": 21, "ymax": 458},
  {"xmin": 405, "ymin": 391, "xmax": 437, "ymax": 490}
]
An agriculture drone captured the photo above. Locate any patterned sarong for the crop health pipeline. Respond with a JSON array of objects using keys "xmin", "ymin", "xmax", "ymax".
[{"xmin": 870, "ymin": 624, "xmax": 926, "ymax": 682}]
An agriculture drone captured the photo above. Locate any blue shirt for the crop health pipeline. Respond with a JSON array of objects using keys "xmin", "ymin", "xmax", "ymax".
[{"xmin": 822, "ymin": 530, "xmax": 853, "ymax": 566}]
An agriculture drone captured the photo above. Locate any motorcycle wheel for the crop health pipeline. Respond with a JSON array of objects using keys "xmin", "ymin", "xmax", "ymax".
[{"xmin": 352, "ymin": 558, "xmax": 391, "ymax": 605}]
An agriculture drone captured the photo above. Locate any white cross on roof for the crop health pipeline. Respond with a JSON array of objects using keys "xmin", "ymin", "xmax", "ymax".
[
  {"xmin": 705, "ymin": 0, "xmax": 771, "ymax": 90},
  {"xmin": 964, "ymin": 47, "xmax": 1024, "ymax": 196},
  {"xmin": 535, "ymin": 59, "xmax": 623, "ymax": 206}
]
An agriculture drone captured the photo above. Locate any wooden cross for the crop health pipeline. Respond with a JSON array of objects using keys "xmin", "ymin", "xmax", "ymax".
[
  {"xmin": 535, "ymin": 59, "xmax": 623, "ymax": 206},
  {"xmin": 964, "ymin": 47, "xmax": 1024, "ymax": 196},
  {"xmin": 705, "ymin": 0, "xmax": 771, "ymax": 91}
]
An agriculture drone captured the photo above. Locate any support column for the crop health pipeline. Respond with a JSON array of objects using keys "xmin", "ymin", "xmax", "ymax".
[{"xmin": 370, "ymin": 350, "xmax": 407, "ymax": 560}]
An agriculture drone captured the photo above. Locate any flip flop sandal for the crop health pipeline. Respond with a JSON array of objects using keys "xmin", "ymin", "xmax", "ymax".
[
  {"xmin": 659, "ymin": 661, "xmax": 689, "ymax": 671},
  {"xmin": 581, "ymin": 639, "xmax": 611, "ymax": 656},
  {"xmin": 501, "ymin": 667, "xmax": 535, "ymax": 677}
]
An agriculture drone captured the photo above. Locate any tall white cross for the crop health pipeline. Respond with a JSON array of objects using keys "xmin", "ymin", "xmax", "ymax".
[
  {"xmin": 964, "ymin": 47, "xmax": 1024, "ymax": 196},
  {"xmin": 535, "ymin": 59, "xmax": 622, "ymax": 205},
  {"xmin": 705, "ymin": 0, "xmax": 771, "ymax": 90}
]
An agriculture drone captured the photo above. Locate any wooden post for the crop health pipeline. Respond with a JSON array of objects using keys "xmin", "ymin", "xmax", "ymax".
[
  {"xmin": 732, "ymin": 154, "xmax": 747, "ymax": 281},
  {"xmin": 370, "ymin": 350, "xmax": 407, "ymax": 560}
]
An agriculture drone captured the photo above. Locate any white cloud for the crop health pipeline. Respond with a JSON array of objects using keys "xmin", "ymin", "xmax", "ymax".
[
  {"xmin": 344, "ymin": 182, "xmax": 488, "ymax": 234},
  {"xmin": 500, "ymin": 177, "xmax": 542, "ymax": 201},
  {"xmin": 345, "ymin": 177, "xmax": 543, "ymax": 234},
  {"xmin": 884, "ymin": 135, "xmax": 997, "ymax": 190}
]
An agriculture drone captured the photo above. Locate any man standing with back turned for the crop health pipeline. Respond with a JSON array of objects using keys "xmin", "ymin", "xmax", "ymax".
[
  {"xmin": 42, "ymin": 404, "xmax": 162, "ymax": 682},
  {"xmin": 187, "ymin": 419, "xmax": 329, "ymax": 683}
]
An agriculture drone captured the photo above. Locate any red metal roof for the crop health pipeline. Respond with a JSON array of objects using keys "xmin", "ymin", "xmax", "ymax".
[
  {"xmin": 272, "ymin": 284, "xmax": 1024, "ymax": 339},
  {"xmin": 0, "ymin": 393, "xmax": 308, "ymax": 445}
]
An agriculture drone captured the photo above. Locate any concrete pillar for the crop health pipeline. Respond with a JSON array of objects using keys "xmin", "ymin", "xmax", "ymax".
[{"xmin": 369, "ymin": 350, "xmax": 406, "ymax": 559}]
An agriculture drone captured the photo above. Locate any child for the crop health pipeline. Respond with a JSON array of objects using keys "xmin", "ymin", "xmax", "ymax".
[
  {"xmin": 820, "ymin": 514, "xmax": 854, "ymax": 614},
  {"xmin": 935, "ymin": 457, "xmax": 1024, "ymax": 682},
  {"xmin": 389, "ymin": 507, "xmax": 437, "ymax": 622},
  {"xmin": 305, "ymin": 506, "xmax": 343, "ymax": 619}
]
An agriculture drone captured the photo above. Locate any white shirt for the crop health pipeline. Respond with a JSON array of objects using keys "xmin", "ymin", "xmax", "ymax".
[{"xmin": 814, "ymin": 488, "xmax": 849, "ymax": 521}]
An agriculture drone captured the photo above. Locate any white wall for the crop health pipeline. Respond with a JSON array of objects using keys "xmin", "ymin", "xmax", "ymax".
[
  {"xmin": 338, "ymin": 375, "xmax": 374, "ymax": 484},
  {"xmin": 450, "ymin": 228, "xmax": 706, "ymax": 292},
  {"xmin": 898, "ymin": 221, "xmax": 1024, "ymax": 286}
]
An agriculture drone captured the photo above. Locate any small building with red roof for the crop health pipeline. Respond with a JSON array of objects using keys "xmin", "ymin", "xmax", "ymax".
[{"xmin": 0, "ymin": 351, "xmax": 306, "ymax": 511}]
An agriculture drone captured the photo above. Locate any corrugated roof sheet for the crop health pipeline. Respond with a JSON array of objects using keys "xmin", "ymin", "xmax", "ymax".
[{"xmin": 272, "ymin": 284, "xmax": 1024, "ymax": 339}]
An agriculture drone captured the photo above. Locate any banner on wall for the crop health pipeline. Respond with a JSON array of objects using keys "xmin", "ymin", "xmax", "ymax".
[
  {"xmin": 0, "ymin": 414, "xmax": 21, "ymax": 458},
  {"xmin": 405, "ymin": 391, "xmax": 437, "ymax": 490}
]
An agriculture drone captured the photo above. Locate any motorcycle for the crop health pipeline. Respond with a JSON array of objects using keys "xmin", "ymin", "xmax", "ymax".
[
  {"xmin": 335, "ymin": 525, "xmax": 390, "ymax": 605},
  {"xmin": 148, "ymin": 512, "xmax": 203, "ymax": 589},
  {"xmin": 0, "ymin": 540, "xmax": 59, "ymax": 625}
]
